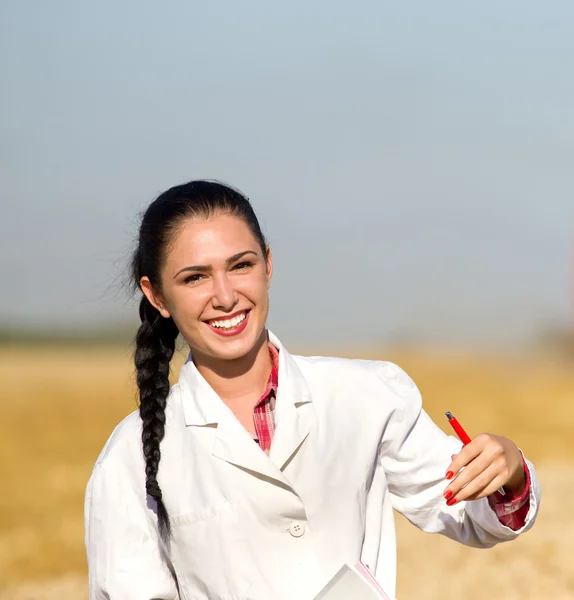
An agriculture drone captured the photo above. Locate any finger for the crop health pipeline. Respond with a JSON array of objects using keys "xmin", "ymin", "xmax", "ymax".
[
  {"xmin": 452, "ymin": 463, "xmax": 500, "ymax": 502},
  {"xmin": 444, "ymin": 452, "xmax": 493, "ymax": 499},
  {"xmin": 445, "ymin": 441, "xmax": 484, "ymax": 481},
  {"xmin": 466, "ymin": 475, "xmax": 508, "ymax": 501},
  {"xmin": 445, "ymin": 433, "xmax": 497, "ymax": 480},
  {"xmin": 445, "ymin": 454, "xmax": 457, "ymax": 476}
]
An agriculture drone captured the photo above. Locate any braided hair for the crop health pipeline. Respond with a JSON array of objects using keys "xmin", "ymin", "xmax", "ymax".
[
  {"xmin": 130, "ymin": 180, "xmax": 267, "ymax": 541},
  {"xmin": 134, "ymin": 296, "xmax": 179, "ymax": 541}
]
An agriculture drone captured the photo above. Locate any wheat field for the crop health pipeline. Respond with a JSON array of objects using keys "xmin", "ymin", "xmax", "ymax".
[{"xmin": 1, "ymin": 344, "xmax": 573, "ymax": 599}]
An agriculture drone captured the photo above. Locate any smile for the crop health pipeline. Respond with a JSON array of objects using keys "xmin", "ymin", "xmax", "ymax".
[{"xmin": 205, "ymin": 310, "xmax": 250, "ymax": 336}]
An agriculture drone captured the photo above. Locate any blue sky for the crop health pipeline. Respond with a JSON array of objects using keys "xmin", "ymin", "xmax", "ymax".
[{"xmin": 2, "ymin": 1, "xmax": 573, "ymax": 346}]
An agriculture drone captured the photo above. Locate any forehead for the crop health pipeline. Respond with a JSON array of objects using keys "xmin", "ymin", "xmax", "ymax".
[{"xmin": 165, "ymin": 213, "xmax": 259, "ymax": 266}]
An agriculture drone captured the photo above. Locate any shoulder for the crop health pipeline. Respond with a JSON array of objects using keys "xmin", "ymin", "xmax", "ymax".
[
  {"xmin": 293, "ymin": 354, "xmax": 421, "ymax": 408},
  {"xmin": 293, "ymin": 353, "xmax": 415, "ymax": 385},
  {"xmin": 91, "ymin": 409, "xmax": 143, "ymax": 475},
  {"xmin": 91, "ymin": 382, "xmax": 184, "ymax": 475},
  {"xmin": 293, "ymin": 354, "xmax": 379, "ymax": 384}
]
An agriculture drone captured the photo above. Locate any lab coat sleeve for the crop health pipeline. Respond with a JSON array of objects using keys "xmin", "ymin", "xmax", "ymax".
[
  {"xmin": 85, "ymin": 461, "xmax": 179, "ymax": 600},
  {"xmin": 376, "ymin": 362, "xmax": 540, "ymax": 548}
]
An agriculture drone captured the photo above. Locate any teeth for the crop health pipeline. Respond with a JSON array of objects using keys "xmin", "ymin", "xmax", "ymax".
[{"xmin": 210, "ymin": 312, "xmax": 247, "ymax": 329}]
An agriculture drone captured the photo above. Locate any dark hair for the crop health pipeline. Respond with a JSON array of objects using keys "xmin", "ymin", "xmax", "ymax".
[{"xmin": 130, "ymin": 180, "xmax": 267, "ymax": 541}]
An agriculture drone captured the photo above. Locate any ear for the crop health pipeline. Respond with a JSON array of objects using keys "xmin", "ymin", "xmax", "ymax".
[
  {"xmin": 265, "ymin": 246, "xmax": 273, "ymax": 289},
  {"xmin": 140, "ymin": 277, "xmax": 172, "ymax": 318}
]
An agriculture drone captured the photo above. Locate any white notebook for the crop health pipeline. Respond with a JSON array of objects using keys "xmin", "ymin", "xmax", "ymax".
[{"xmin": 314, "ymin": 562, "xmax": 391, "ymax": 600}]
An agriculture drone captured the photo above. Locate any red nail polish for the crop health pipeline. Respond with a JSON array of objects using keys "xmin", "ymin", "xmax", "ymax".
[
  {"xmin": 444, "ymin": 490, "xmax": 453, "ymax": 500},
  {"xmin": 446, "ymin": 497, "xmax": 457, "ymax": 506},
  {"xmin": 446, "ymin": 471, "xmax": 454, "ymax": 480}
]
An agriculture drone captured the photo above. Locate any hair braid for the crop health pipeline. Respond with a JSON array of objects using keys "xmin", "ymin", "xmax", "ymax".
[{"xmin": 135, "ymin": 296, "xmax": 179, "ymax": 541}]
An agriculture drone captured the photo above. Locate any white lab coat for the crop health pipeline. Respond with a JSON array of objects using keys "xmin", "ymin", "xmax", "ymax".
[{"xmin": 85, "ymin": 331, "xmax": 540, "ymax": 600}]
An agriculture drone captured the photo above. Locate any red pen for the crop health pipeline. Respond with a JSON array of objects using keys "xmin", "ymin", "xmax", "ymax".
[
  {"xmin": 445, "ymin": 411, "xmax": 472, "ymax": 445},
  {"xmin": 445, "ymin": 411, "xmax": 505, "ymax": 495}
]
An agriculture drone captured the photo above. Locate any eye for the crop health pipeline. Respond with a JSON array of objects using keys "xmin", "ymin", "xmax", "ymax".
[
  {"xmin": 232, "ymin": 261, "xmax": 254, "ymax": 271},
  {"xmin": 183, "ymin": 273, "xmax": 205, "ymax": 285}
]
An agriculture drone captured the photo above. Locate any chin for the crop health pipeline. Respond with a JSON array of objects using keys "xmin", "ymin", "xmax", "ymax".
[{"xmin": 208, "ymin": 329, "xmax": 264, "ymax": 361}]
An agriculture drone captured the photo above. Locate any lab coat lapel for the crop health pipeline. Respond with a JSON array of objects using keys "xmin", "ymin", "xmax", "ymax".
[
  {"xmin": 178, "ymin": 347, "xmax": 293, "ymax": 489},
  {"xmin": 210, "ymin": 407, "xmax": 292, "ymax": 487},
  {"xmin": 267, "ymin": 332, "xmax": 315, "ymax": 471}
]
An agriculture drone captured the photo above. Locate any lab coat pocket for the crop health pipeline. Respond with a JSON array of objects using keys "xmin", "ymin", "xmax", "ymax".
[{"xmin": 169, "ymin": 501, "xmax": 254, "ymax": 600}]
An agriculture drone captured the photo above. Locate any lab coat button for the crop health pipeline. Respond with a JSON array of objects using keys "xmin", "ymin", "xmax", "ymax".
[{"xmin": 289, "ymin": 522, "xmax": 305, "ymax": 537}]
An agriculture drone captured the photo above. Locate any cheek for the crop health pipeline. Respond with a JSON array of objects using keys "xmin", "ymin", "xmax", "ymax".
[
  {"xmin": 169, "ymin": 287, "xmax": 210, "ymax": 321},
  {"xmin": 241, "ymin": 275, "xmax": 269, "ymax": 302}
]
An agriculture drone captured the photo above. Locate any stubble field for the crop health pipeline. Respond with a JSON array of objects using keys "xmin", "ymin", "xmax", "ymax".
[{"xmin": 0, "ymin": 344, "xmax": 573, "ymax": 599}]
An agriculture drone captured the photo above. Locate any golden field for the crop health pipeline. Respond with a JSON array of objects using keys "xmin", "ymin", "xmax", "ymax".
[{"xmin": 1, "ymin": 344, "xmax": 573, "ymax": 599}]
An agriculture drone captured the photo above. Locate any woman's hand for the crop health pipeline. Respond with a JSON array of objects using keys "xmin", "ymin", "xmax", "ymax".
[{"xmin": 443, "ymin": 434, "xmax": 526, "ymax": 505}]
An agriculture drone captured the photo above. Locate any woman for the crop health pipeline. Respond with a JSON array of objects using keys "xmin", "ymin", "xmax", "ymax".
[{"xmin": 85, "ymin": 180, "xmax": 540, "ymax": 600}]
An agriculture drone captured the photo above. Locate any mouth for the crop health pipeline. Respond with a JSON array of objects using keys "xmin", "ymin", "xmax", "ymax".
[{"xmin": 204, "ymin": 309, "xmax": 251, "ymax": 337}]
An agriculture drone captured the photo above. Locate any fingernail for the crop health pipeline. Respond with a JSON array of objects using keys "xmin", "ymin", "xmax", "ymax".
[
  {"xmin": 445, "ymin": 471, "xmax": 454, "ymax": 480},
  {"xmin": 444, "ymin": 489, "xmax": 453, "ymax": 500},
  {"xmin": 446, "ymin": 497, "xmax": 457, "ymax": 506}
]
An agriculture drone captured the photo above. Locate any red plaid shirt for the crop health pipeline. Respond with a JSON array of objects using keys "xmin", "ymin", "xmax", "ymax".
[
  {"xmin": 252, "ymin": 343, "xmax": 279, "ymax": 453},
  {"xmin": 252, "ymin": 344, "xmax": 531, "ymax": 529}
]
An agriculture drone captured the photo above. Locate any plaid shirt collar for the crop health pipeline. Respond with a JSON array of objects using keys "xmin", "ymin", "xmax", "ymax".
[
  {"xmin": 256, "ymin": 343, "xmax": 279, "ymax": 406},
  {"xmin": 252, "ymin": 343, "xmax": 279, "ymax": 452}
]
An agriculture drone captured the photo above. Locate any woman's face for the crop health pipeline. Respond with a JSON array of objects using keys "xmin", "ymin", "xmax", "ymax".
[{"xmin": 141, "ymin": 213, "xmax": 272, "ymax": 363}]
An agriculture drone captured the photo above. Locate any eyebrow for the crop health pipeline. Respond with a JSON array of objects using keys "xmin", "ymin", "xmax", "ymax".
[{"xmin": 174, "ymin": 250, "xmax": 258, "ymax": 278}]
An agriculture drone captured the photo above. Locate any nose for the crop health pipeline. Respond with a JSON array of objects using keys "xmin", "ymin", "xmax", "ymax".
[{"xmin": 211, "ymin": 273, "xmax": 238, "ymax": 312}]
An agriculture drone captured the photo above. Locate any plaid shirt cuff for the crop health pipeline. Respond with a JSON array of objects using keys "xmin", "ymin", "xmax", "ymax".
[{"xmin": 487, "ymin": 452, "xmax": 531, "ymax": 531}]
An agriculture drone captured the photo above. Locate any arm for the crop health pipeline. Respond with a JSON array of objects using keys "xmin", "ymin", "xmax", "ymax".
[
  {"xmin": 377, "ymin": 362, "xmax": 540, "ymax": 547},
  {"xmin": 85, "ymin": 462, "xmax": 179, "ymax": 600}
]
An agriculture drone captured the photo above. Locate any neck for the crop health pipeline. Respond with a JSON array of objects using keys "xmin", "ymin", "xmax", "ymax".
[{"xmin": 193, "ymin": 330, "xmax": 273, "ymax": 405}]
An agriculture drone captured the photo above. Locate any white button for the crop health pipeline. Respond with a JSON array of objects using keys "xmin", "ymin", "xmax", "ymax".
[{"xmin": 289, "ymin": 522, "xmax": 305, "ymax": 537}]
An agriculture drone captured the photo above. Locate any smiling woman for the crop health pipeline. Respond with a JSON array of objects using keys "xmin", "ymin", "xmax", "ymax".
[
  {"xmin": 85, "ymin": 180, "xmax": 541, "ymax": 600},
  {"xmin": 140, "ymin": 212, "xmax": 271, "ymax": 364},
  {"xmin": 128, "ymin": 181, "xmax": 273, "ymax": 539}
]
